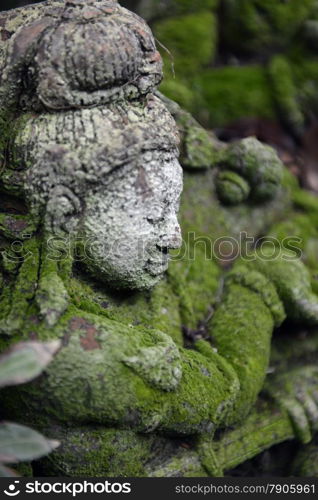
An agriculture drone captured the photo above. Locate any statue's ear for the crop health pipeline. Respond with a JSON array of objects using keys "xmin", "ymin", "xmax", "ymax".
[
  {"xmin": 26, "ymin": 146, "xmax": 83, "ymax": 237},
  {"xmin": 45, "ymin": 185, "xmax": 82, "ymax": 236}
]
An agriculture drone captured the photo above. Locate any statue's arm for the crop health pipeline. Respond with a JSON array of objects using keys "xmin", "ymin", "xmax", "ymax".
[{"xmin": 11, "ymin": 306, "xmax": 239, "ymax": 435}]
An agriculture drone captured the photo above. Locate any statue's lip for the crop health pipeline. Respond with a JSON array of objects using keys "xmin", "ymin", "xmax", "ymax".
[{"xmin": 145, "ymin": 257, "xmax": 169, "ymax": 276}]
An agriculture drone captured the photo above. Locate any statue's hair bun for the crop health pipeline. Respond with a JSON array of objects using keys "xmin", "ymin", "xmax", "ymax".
[{"xmin": 2, "ymin": 0, "xmax": 163, "ymax": 111}]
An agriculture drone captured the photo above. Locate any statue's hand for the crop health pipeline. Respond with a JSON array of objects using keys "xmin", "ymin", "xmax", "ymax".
[
  {"xmin": 123, "ymin": 330, "xmax": 182, "ymax": 392},
  {"xmin": 252, "ymin": 246, "xmax": 318, "ymax": 325},
  {"xmin": 215, "ymin": 137, "xmax": 284, "ymax": 205},
  {"xmin": 265, "ymin": 366, "xmax": 318, "ymax": 444}
]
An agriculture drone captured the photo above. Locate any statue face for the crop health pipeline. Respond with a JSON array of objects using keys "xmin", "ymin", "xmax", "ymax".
[{"xmin": 78, "ymin": 149, "xmax": 183, "ymax": 290}]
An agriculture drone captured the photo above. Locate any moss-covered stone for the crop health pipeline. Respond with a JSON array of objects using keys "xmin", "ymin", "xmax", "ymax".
[
  {"xmin": 209, "ymin": 281, "xmax": 275, "ymax": 424},
  {"xmin": 1, "ymin": 156, "xmax": 318, "ymax": 475},
  {"xmin": 251, "ymin": 246, "xmax": 318, "ymax": 325},
  {"xmin": 267, "ymin": 212, "xmax": 318, "ymax": 272},
  {"xmin": 217, "ymin": 137, "xmax": 284, "ymax": 202},
  {"xmin": 212, "ymin": 399, "xmax": 294, "ymax": 474},
  {"xmin": 160, "ymin": 94, "xmax": 223, "ymax": 169},
  {"xmin": 1, "ymin": 149, "xmax": 308, "ymax": 476},
  {"xmin": 225, "ymin": 266, "xmax": 286, "ymax": 327},
  {"xmin": 159, "ymin": 78, "xmax": 196, "ymax": 112},
  {"xmin": 215, "ymin": 171, "xmax": 250, "ymax": 205},
  {"xmin": 265, "ymin": 365, "xmax": 318, "ymax": 444},
  {"xmin": 38, "ymin": 426, "xmax": 165, "ymax": 477}
]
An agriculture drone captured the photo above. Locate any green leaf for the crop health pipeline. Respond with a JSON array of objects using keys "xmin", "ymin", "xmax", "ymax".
[
  {"xmin": 0, "ymin": 422, "xmax": 59, "ymax": 463},
  {"xmin": 0, "ymin": 341, "xmax": 61, "ymax": 388}
]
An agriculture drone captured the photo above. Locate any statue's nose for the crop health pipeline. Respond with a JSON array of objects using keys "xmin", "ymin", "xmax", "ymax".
[{"xmin": 158, "ymin": 215, "xmax": 182, "ymax": 250}]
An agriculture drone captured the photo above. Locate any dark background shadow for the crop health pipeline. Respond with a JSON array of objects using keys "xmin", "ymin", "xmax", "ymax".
[
  {"xmin": 1, "ymin": 0, "xmax": 40, "ymax": 9},
  {"xmin": 1, "ymin": 0, "xmax": 136, "ymax": 11}
]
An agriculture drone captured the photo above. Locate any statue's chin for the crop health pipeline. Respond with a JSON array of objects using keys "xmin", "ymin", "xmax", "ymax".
[
  {"xmin": 106, "ymin": 272, "xmax": 164, "ymax": 292},
  {"xmin": 116, "ymin": 275, "xmax": 163, "ymax": 292},
  {"xmin": 82, "ymin": 262, "xmax": 165, "ymax": 292}
]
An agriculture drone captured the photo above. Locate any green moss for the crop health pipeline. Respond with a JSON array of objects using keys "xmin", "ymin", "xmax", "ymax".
[
  {"xmin": 128, "ymin": 0, "xmax": 219, "ymax": 22},
  {"xmin": 36, "ymin": 426, "xmax": 155, "ymax": 477},
  {"xmin": 293, "ymin": 188, "xmax": 318, "ymax": 213},
  {"xmin": 149, "ymin": 449, "xmax": 206, "ymax": 477},
  {"xmin": 36, "ymin": 424, "xmax": 207, "ymax": 477},
  {"xmin": 170, "ymin": 0, "xmax": 219, "ymax": 16},
  {"xmin": 304, "ymin": 238, "xmax": 318, "ymax": 278},
  {"xmin": 65, "ymin": 271, "xmax": 184, "ymax": 346},
  {"xmin": 177, "ymin": 109, "xmax": 222, "ymax": 169},
  {"xmin": 221, "ymin": 0, "xmax": 273, "ymax": 55},
  {"xmin": 268, "ymin": 213, "xmax": 318, "ymax": 254},
  {"xmin": 209, "ymin": 282, "xmax": 274, "ymax": 424},
  {"xmin": 268, "ymin": 56, "xmax": 305, "ymax": 137},
  {"xmin": 159, "ymin": 78, "xmax": 196, "ymax": 111},
  {"xmin": 0, "ymin": 214, "xmax": 36, "ymax": 240},
  {"xmin": 267, "ymin": 211, "xmax": 318, "ymax": 286},
  {"xmin": 168, "ymin": 248, "xmax": 221, "ymax": 331},
  {"xmin": 154, "ymin": 11, "xmax": 217, "ymax": 77},
  {"xmin": 292, "ymin": 59, "xmax": 318, "ymax": 109},
  {"xmin": 180, "ymin": 168, "xmax": 230, "ymax": 239},
  {"xmin": 158, "ymin": 92, "xmax": 223, "ymax": 168},
  {"xmin": 221, "ymin": 0, "xmax": 316, "ymax": 55},
  {"xmin": 2, "ymin": 302, "xmax": 241, "ymax": 435},
  {"xmin": 0, "ymin": 238, "xmax": 40, "ymax": 336},
  {"xmin": 180, "ymin": 163, "xmax": 290, "ymax": 254},
  {"xmin": 281, "ymin": 165, "xmax": 301, "ymax": 192},
  {"xmin": 199, "ymin": 65, "xmax": 275, "ymax": 127},
  {"xmin": 197, "ymin": 433, "xmax": 223, "ymax": 476},
  {"xmin": 225, "ymin": 266, "xmax": 286, "ymax": 327},
  {"xmin": 264, "ymin": 0, "xmax": 316, "ymax": 38}
]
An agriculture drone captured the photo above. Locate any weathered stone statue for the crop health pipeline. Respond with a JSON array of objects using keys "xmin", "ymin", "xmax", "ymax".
[{"xmin": 1, "ymin": 0, "xmax": 318, "ymax": 477}]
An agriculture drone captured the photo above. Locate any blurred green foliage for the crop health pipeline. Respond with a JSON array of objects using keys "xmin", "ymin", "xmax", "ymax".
[
  {"xmin": 122, "ymin": 0, "xmax": 318, "ymax": 133},
  {"xmin": 0, "ymin": 342, "xmax": 60, "ymax": 476}
]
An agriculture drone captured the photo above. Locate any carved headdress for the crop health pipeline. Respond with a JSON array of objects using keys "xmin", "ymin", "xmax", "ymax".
[
  {"xmin": 0, "ymin": 0, "xmax": 162, "ymax": 110},
  {"xmin": 0, "ymin": 0, "xmax": 179, "ymax": 238}
]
